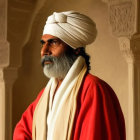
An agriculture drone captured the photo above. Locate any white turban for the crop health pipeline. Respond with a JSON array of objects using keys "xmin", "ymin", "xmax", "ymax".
[{"xmin": 43, "ymin": 11, "xmax": 97, "ymax": 49}]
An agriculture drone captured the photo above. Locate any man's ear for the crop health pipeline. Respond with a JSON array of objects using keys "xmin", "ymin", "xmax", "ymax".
[{"xmin": 74, "ymin": 48, "xmax": 81, "ymax": 55}]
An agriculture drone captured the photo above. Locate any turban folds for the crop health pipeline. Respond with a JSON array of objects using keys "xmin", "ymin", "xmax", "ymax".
[{"xmin": 43, "ymin": 11, "xmax": 97, "ymax": 49}]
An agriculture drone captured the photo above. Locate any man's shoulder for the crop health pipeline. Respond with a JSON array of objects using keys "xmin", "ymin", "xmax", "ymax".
[
  {"xmin": 80, "ymin": 73, "xmax": 116, "ymax": 101},
  {"xmin": 82, "ymin": 73, "xmax": 113, "ymax": 91},
  {"xmin": 83, "ymin": 73, "xmax": 105, "ymax": 85}
]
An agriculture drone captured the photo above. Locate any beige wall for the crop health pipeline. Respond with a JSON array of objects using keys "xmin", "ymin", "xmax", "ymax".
[
  {"xmin": 8, "ymin": 0, "xmax": 130, "ymax": 139},
  {"xmin": 85, "ymin": 1, "xmax": 128, "ymax": 133}
]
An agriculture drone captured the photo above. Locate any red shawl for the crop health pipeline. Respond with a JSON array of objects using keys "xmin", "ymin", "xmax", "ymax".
[{"xmin": 13, "ymin": 73, "xmax": 126, "ymax": 140}]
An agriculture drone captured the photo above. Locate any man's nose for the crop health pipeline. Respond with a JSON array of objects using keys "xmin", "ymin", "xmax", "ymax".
[{"xmin": 41, "ymin": 44, "xmax": 51, "ymax": 57}]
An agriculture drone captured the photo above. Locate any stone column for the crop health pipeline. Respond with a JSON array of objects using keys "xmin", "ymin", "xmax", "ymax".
[
  {"xmin": 5, "ymin": 0, "xmax": 48, "ymax": 139},
  {"xmin": 119, "ymin": 35, "xmax": 140, "ymax": 140},
  {"xmin": 4, "ymin": 68, "xmax": 18, "ymax": 140},
  {"xmin": 0, "ymin": 0, "xmax": 9, "ymax": 139},
  {"xmin": 0, "ymin": 0, "xmax": 10, "ymax": 139},
  {"xmin": 102, "ymin": 0, "xmax": 140, "ymax": 140},
  {"xmin": 0, "ymin": 0, "xmax": 19, "ymax": 139}
]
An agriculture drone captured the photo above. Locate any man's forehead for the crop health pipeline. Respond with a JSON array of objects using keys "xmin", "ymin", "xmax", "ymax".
[{"xmin": 41, "ymin": 34, "xmax": 58, "ymax": 41}]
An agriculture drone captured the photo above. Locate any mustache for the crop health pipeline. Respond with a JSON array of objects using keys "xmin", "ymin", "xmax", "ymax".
[{"xmin": 41, "ymin": 55, "xmax": 55, "ymax": 67}]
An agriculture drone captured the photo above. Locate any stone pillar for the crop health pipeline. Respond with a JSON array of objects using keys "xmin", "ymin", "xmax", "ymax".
[
  {"xmin": 0, "ymin": 0, "xmax": 9, "ymax": 139},
  {"xmin": 0, "ymin": 0, "xmax": 18, "ymax": 139},
  {"xmin": 4, "ymin": 68, "xmax": 18, "ymax": 140},
  {"xmin": 119, "ymin": 36, "xmax": 140, "ymax": 140},
  {"xmin": 102, "ymin": 0, "xmax": 140, "ymax": 140},
  {"xmin": 5, "ymin": 0, "xmax": 48, "ymax": 139}
]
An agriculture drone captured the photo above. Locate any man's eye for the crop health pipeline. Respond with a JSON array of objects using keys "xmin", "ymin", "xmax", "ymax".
[
  {"xmin": 52, "ymin": 40, "xmax": 58, "ymax": 44},
  {"xmin": 49, "ymin": 40, "xmax": 59, "ymax": 46},
  {"xmin": 40, "ymin": 40, "xmax": 45, "ymax": 45}
]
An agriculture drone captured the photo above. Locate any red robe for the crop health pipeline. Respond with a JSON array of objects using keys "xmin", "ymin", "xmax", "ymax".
[{"xmin": 13, "ymin": 73, "xmax": 126, "ymax": 140}]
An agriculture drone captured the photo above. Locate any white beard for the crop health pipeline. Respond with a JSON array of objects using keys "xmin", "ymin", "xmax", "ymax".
[{"xmin": 43, "ymin": 53, "xmax": 77, "ymax": 80}]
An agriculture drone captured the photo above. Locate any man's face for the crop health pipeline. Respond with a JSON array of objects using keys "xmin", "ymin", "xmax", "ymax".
[
  {"xmin": 40, "ymin": 34, "xmax": 68, "ymax": 59},
  {"xmin": 40, "ymin": 34, "xmax": 77, "ymax": 79}
]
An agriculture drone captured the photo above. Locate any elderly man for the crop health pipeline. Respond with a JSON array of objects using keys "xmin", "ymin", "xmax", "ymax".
[{"xmin": 13, "ymin": 11, "xmax": 126, "ymax": 140}]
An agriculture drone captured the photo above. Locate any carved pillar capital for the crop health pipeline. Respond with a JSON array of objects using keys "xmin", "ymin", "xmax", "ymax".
[
  {"xmin": 118, "ymin": 35, "xmax": 140, "ymax": 63},
  {"xmin": 110, "ymin": 2, "xmax": 136, "ymax": 37},
  {"xmin": 102, "ymin": 0, "xmax": 137, "ymax": 37}
]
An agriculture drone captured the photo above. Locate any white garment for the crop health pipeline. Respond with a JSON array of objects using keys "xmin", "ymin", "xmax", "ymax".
[{"xmin": 32, "ymin": 56, "xmax": 87, "ymax": 140}]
